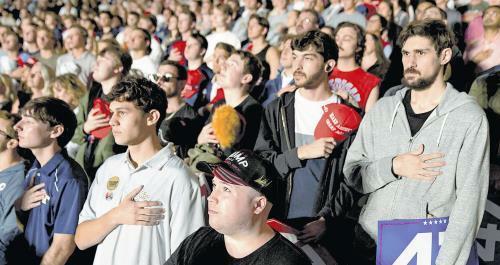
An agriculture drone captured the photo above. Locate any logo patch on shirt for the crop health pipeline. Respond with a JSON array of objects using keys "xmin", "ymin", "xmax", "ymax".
[
  {"xmin": 107, "ymin": 176, "xmax": 120, "ymax": 191},
  {"xmin": 41, "ymin": 194, "xmax": 50, "ymax": 204},
  {"xmin": 0, "ymin": 182, "xmax": 6, "ymax": 191},
  {"xmin": 105, "ymin": 191, "xmax": 113, "ymax": 200}
]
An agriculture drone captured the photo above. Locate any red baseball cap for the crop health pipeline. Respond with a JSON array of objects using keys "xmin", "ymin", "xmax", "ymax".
[{"xmin": 314, "ymin": 103, "xmax": 362, "ymax": 142}]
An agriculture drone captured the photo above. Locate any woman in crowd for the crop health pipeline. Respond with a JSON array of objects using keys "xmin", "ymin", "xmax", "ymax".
[{"xmin": 362, "ymin": 33, "xmax": 390, "ymax": 80}]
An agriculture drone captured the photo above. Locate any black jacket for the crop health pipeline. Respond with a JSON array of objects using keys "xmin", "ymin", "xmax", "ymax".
[{"xmin": 254, "ymin": 91, "xmax": 356, "ymax": 226}]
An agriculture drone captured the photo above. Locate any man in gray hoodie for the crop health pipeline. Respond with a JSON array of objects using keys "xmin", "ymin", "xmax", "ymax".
[{"xmin": 344, "ymin": 20, "xmax": 490, "ymax": 265}]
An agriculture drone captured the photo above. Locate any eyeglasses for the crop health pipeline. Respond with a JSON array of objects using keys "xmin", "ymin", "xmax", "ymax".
[{"xmin": 149, "ymin": 73, "xmax": 179, "ymax": 83}]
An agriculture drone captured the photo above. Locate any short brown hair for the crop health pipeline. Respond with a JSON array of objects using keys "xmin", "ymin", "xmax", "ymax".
[
  {"xmin": 99, "ymin": 47, "xmax": 133, "ymax": 76},
  {"xmin": 398, "ymin": 20, "xmax": 455, "ymax": 54},
  {"xmin": 215, "ymin": 4, "xmax": 233, "ymax": 17},
  {"xmin": 232, "ymin": 50, "xmax": 263, "ymax": 88},
  {"xmin": 20, "ymin": 97, "xmax": 77, "ymax": 147}
]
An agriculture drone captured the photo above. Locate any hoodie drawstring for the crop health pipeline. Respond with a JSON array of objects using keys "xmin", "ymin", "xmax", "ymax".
[
  {"xmin": 436, "ymin": 113, "xmax": 449, "ymax": 147},
  {"xmin": 389, "ymin": 101, "xmax": 402, "ymax": 132}
]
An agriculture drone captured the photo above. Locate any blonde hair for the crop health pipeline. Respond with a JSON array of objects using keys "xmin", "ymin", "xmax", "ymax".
[
  {"xmin": 51, "ymin": 73, "xmax": 86, "ymax": 108},
  {"xmin": 0, "ymin": 74, "xmax": 17, "ymax": 103},
  {"xmin": 0, "ymin": 110, "xmax": 20, "ymax": 139},
  {"xmin": 37, "ymin": 62, "xmax": 55, "ymax": 96}
]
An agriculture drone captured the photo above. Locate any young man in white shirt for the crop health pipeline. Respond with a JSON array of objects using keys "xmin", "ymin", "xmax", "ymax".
[
  {"xmin": 204, "ymin": 4, "xmax": 241, "ymax": 65},
  {"xmin": 127, "ymin": 28, "xmax": 159, "ymax": 76},
  {"xmin": 75, "ymin": 76, "xmax": 205, "ymax": 265}
]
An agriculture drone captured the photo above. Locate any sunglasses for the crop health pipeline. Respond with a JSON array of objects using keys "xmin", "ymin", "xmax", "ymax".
[{"xmin": 149, "ymin": 73, "xmax": 178, "ymax": 83}]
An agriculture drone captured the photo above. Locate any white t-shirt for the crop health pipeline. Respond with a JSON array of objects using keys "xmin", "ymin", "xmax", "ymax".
[
  {"xmin": 204, "ymin": 31, "xmax": 242, "ymax": 64},
  {"xmin": 79, "ymin": 145, "xmax": 206, "ymax": 265},
  {"xmin": 131, "ymin": 55, "xmax": 159, "ymax": 76},
  {"xmin": 294, "ymin": 89, "xmax": 340, "ymax": 144},
  {"xmin": 149, "ymin": 37, "xmax": 164, "ymax": 65}
]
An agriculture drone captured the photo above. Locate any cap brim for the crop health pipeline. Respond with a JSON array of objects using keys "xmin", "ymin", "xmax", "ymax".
[
  {"xmin": 196, "ymin": 161, "xmax": 220, "ymax": 175},
  {"xmin": 196, "ymin": 161, "xmax": 247, "ymax": 186}
]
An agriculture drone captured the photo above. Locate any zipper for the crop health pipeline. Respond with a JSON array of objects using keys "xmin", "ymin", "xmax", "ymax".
[
  {"xmin": 390, "ymin": 136, "xmax": 415, "ymax": 218},
  {"xmin": 280, "ymin": 104, "xmax": 293, "ymax": 217},
  {"xmin": 408, "ymin": 137, "xmax": 414, "ymax": 151}
]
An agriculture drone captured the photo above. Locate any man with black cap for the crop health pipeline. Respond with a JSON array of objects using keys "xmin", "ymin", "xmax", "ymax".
[{"xmin": 165, "ymin": 150, "xmax": 311, "ymax": 265}]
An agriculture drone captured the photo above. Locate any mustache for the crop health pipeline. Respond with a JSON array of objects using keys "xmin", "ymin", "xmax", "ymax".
[
  {"xmin": 294, "ymin": 71, "xmax": 306, "ymax": 76},
  {"xmin": 404, "ymin": 68, "xmax": 421, "ymax": 75}
]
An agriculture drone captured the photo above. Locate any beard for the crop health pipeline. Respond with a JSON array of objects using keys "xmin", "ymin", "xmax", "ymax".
[
  {"xmin": 162, "ymin": 85, "xmax": 180, "ymax": 98},
  {"xmin": 293, "ymin": 69, "xmax": 324, "ymax": 88},
  {"xmin": 402, "ymin": 67, "xmax": 440, "ymax": 91}
]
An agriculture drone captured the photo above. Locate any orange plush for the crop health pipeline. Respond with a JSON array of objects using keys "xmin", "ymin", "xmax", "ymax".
[{"xmin": 212, "ymin": 105, "xmax": 241, "ymax": 149}]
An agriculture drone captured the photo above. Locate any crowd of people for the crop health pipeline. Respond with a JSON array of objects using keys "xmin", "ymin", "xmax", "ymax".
[{"xmin": 0, "ymin": 0, "xmax": 498, "ymax": 264}]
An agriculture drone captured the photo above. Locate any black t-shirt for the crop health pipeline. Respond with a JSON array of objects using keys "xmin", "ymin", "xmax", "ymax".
[
  {"xmin": 209, "ymin": 95, "xmax": 264, "ymax": 155},
  {"xmin": 159, "ymin": 104, "xmax": 203, "ymax": 158},
  {"xmin": 403, "ymin": 90, "xmax": 435, "ymax": 136},
  {"xmin": 165, "ymin": 227, "xmax": 311, "ymax": 265}
]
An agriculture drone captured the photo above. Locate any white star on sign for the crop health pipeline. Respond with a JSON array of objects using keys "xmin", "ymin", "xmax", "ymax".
[
  {"xmin": 434, "ymin": 220, "xmax": 438, "ymax": 224},
  {"xmin": 439, "ymin": 219, "xmax": 443, "ymax": 224},
  {"xmin": 424, "ymin": 221, "xmax": 427, "ymax": 225},
  {"xmin": 444, "ymin": 220, "xmax": 447, "ymax": 223}
]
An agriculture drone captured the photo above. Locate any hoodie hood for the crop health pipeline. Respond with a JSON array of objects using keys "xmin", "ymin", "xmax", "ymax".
[{"xmin": 389, "ymin": 83, "xmax": 479, "ymax": 146}]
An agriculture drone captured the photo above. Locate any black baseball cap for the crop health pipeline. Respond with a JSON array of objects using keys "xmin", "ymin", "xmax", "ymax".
[{"xmin": 196, "ymin": 150, "xmax": 276, "ymax": 204}]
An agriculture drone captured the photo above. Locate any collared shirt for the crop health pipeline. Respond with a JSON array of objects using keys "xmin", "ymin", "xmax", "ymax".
[
  {"xmin": 79, "ymin": 144, "xmax": 205, "ymax": 265},
  {"xmin": 23, "ymin": 152, "xmax": 89, "ymax": 257},
  {"xmin": 0, "ymin": 162, "xmax": 26, "ymax": 265}
]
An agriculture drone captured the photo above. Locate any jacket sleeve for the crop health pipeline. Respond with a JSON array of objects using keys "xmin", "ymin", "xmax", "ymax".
[
  {"xmin": 343, "ymin": 109, "xmax": 399, "ymax": 194},
  {"xmin": 71, "ymin": 92, "xmax": 90, "ymax": 145},
  {"xmin": 318, "ymin": 134, "xmax": 359, "ymax": 222},
  {"xmin": 317, "ymin": 181, "xmax": 356, "ymax": 223},
  {"xmin": 254, "ymin": 103, "xmax": 303, "ymax": 178},
  {"xmin": 436, "ymin": 115, "xmax": 489, "ymax": 265}
]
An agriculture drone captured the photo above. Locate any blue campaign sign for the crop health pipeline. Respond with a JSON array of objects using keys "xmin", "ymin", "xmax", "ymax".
[{"xmin": 377, "ymin": 217, "xmax": 478, "ymax": 265}]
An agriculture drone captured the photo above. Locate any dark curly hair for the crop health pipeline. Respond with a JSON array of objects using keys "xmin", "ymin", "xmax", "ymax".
[
  {"xmin": 109, "ymin": 76, "xmax": 167, "ymax": 131},
  {"xmin": 292, "ymin": 30, "xmax": 339, "ymax": 62}
]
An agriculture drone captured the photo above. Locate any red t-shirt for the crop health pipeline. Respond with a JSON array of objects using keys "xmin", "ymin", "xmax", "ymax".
[
  {"xmin": 328, "ymin": 67, "xmax": 380, "ymax": 110},
  {"xmin": 182, "ymin": 68, "xmax": 207, "ymax": 99}
]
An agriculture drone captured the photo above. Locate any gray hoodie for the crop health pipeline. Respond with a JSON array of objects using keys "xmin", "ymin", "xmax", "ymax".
[{"xmin": 344, "ymin": 84, "xmax": 490, "ymax": 265}]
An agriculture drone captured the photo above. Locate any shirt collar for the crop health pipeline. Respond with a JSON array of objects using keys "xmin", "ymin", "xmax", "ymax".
[
  {"xmin": 122, "ymin": 143, "xmax": 176, "ymax": 171},
  {"xmin": 32, "ymin": 151, "xmax": 66, "ymax": 176}
]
